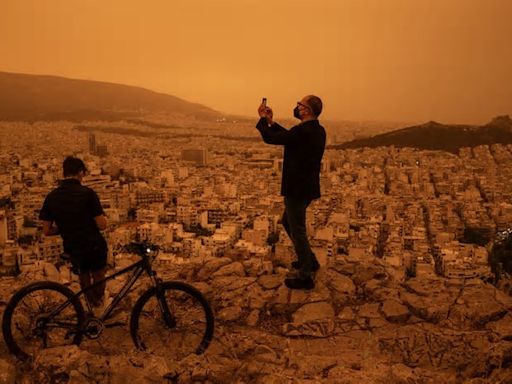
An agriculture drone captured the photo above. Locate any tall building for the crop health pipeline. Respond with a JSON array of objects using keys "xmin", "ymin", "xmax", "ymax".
[
  {"xmin": 88, "ymin": 133, "xmax": 96, "ymax": 155},
  {"xmin": 0, "ymin": 210, "xmax": 7, "ymax": 245},
  {"xmin": 181, "ymin": 149, "xmax": 208, "ymax": 166}
]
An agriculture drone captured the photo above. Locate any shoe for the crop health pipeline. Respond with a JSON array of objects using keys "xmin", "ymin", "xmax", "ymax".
[
  {"xmin": 285, "ymin": 276, "xmax": 315, "ymax": 290},
  {"xmin": 291, "ymin": 260, "xmax": 320, "ymax": 272}
]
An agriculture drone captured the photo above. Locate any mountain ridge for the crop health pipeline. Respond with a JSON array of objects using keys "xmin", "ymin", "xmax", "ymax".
[
  {"xmin": 334, "ymin": 115, "xmax": 512, "ymax": 153},
  {"xmin": 0, "ymin": 71, "xmax": 221, "ymax": 121}
]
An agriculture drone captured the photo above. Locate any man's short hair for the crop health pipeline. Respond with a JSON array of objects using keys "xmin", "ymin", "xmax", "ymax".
[
  {"xmin": 306, "ymin": 95, "xmax": 323, "ymax": 117},
  {"xmin": 63, "ymin": 156, "xmax": 87, "ymax": 177}
]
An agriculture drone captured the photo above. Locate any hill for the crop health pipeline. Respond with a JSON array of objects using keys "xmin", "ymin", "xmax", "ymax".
[
  {"xmin": 335, "ymin": 115, "xmax": 512, "ymax": 153},
  {"xmin": 0, "ymin": 71, "xmax": 221, "ymax": 121},
  {"xmin": 1, "ymin": 253, "xmax": 512, "ymax": 383}
]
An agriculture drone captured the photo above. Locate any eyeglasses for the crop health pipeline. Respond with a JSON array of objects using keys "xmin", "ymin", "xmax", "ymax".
[{"xmin": 297, "ymin": 101, "xmax": 310, "ymax": 110}]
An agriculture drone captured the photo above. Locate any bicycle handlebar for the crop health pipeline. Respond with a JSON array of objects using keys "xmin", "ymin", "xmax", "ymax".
[{"xmin": 122, "ymin": 242, "xmax": 160, "ymax": 257}]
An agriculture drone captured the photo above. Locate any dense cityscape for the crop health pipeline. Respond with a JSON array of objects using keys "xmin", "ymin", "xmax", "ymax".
[{"xmin": 1, "ymin": 119, "xmax": 511, "ymax": 281}]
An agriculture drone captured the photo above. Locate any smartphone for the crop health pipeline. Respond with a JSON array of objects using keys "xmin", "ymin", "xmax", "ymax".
[{"xmin": 262, "ymin": 97, "xmax": 267, "ymax": 107}]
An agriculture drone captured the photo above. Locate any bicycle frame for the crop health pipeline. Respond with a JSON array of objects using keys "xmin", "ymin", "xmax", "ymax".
[{"xmin": 48, "ymin": 254, "xmax": 160, "ymax": 324}]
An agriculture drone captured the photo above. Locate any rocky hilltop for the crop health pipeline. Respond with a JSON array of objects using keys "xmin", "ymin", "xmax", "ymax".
[
  {"xmin": 1, "ymin": 253, "xmax": 512, "ymax": 383},
  {"xmin": 334, "ymin": 115, "xmax": 512, "ymax": 154}
]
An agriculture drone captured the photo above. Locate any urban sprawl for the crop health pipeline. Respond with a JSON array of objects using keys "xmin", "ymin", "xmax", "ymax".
[{"xmin": 1, "ymin": 120, "xmax": 511, "ymax": 281}]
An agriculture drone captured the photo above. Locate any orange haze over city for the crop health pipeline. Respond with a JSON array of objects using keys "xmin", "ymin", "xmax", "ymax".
[{"xmin": 1, "ymin": 0, "xmax": 511, "ymax": 123}]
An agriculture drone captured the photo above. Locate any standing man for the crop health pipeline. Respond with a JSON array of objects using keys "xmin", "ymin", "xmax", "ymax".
[
  {"xmin": 256, "ymin": 95, "xmax": 326, "ymax": 290},
  {"xmin": 39, "ymin": 156, "xmax": 108, "ymax": 307}
]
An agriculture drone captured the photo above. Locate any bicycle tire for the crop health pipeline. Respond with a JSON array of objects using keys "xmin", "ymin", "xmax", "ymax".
[
  {"xmin": 2, "ymin": 281, "xmax": 86, "ymax": 361},
  {"xmin": 130, "ymin": 281, "xmax": 214, "ymax": 360}
]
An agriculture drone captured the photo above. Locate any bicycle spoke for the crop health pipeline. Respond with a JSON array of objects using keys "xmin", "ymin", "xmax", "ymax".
[
  {"xmin": 4, "ymin": 285, "xmax": 83, "ymax": 360},
  {"xmin": 133, "ymin": 283, "xmax": 213, "ymax": 362}
]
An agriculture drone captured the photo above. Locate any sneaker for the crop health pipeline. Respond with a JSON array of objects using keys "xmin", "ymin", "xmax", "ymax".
[
  {"xmin": 284, "ymin": 276, "xmax": 315, "ymax": 290},
  {"xmin": 291, "ymin": 260, "xmax": 320, "ymax": 272}
]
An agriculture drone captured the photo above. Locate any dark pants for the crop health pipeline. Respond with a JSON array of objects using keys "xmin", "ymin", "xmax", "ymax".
[
  {"xmin": 79, "ymin": 268, "xmax": 106, "ymax": 307},
  {"xmin": 282, "ymin": 196, "xmax": 317, "ymax": 279}
]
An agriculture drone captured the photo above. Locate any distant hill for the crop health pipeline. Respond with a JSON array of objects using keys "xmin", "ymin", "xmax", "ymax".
[
  {"xmin": 334, "ymin": 115, "xmax": 512, "ymax": 153},
  {"xmin": 0, "ymin": 71, "xmax": 221, "ymax": 121}
]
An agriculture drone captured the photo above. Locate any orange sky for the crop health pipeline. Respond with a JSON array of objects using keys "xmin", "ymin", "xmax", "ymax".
[{"xmin": 1, "ymin": 0, "xmax": 511, "ymax": 123}]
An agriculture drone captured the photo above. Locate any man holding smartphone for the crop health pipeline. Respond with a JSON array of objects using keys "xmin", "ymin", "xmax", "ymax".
[{"xmin": 256, "ymin": 95, "xmax": 326, "ymax": 289}]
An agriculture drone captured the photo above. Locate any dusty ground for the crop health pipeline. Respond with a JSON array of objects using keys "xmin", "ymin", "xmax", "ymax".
[{"xmin": 1, "ymin": 254, "xmax": 511, "ymax": 384}]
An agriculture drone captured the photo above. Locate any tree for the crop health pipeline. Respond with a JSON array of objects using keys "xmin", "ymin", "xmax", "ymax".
[
  {"xmin": 23, "ymin": 216, "xmax": 37, "ymax": 228},
  {"xmin": 266, "ymin": 232, "xmax": 279, "ymax": 246}
]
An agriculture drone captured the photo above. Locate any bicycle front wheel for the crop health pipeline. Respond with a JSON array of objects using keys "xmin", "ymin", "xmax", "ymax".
[
  {"xmin": 2, "ymin": 281, "xmax": 86, "ymax": 362},
  {"xmin": 130, "ymin": 281, "xmax": 214, "ymax": 361}
]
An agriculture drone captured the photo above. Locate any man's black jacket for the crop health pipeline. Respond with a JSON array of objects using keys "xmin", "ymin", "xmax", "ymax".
[{"xmin": 256, "ymin": 117, "xmax": 326, "ymax": 200}]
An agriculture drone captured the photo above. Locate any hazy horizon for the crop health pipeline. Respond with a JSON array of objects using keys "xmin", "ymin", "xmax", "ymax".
[{"xmin": 1, "ymin": 0, "xmax": 511, "ymax": 124}]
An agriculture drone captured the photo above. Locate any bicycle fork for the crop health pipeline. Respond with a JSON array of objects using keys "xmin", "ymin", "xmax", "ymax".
[{"xmin": 152, "ymin": 274, "xmax": 176, "ymax": 329}]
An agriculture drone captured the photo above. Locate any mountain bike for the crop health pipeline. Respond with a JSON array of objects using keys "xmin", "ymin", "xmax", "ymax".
[{"xmin": 1, "ymin": 242, "xmax": 214, "ymax": 362}]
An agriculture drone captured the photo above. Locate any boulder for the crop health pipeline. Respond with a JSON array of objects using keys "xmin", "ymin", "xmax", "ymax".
[
  {"xmin": 196, "ymin": 257, "xmax": 233, "ymax": 280},
  {"xmin": 381, "ymin": 300, "xmax": 410, "ymax": 323},
  {"xmin": 326, "ymin": 269, "xmax": 356, "ymax": 297},
  {"xmin": 211, "ymin": 261, "xmax": 245, "ymax": 278},
  {"xmin": 246, "ymin": 309, "xmax": 260, "ymax": 326},
  {"xmin": 247, "ymin": 283, "xmax": 274, "ymax": 310},
  {"xmin": 292, "ymin": 301, "xmax": 335, "ymax": 323},
  {"xmin": 487, "ymin": 313, "xmax": 512, "ymax": 340},
  {"xmin": 210, "ymin": 276, "xmax": 256, "ymax": 292},
  {"xmin": 258, "ymin": 274, "xmax": 283, "ymax": 290},
  {"xmin": 43, "ymin": 262, "xmax": 60, "ymax": 282},
  {"xmin": 338, "ymin": 306, "xmax": 356, "ymax": 321},
  {"xmin": 357, "ymin": 303, "xmax": 381, "ymax": 319},
  {"xmin": 218, "ymin": 305, "xmax": 243, "ymax": 321}
]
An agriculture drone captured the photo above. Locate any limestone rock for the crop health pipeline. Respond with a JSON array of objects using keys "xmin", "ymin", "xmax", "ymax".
[
  {"xmin": 258, "ymin": 274, "xmax": 283, "ymax": 290},
  {"xmin": 43, "ymin": 262, "xmax": 60, "ymax": 282},
  {"xmin": 218, "ymin": 305, "xmax": 243, "ymax": 321},
  {"xmin": 405, "ymin": 277, "xmax": 445, "ymax": 296},
  {"xmin": 326, "ymin": 269, "xmax": 356, "ymax": 296},
  {"xmin": 190, "ymin": 281, "xmax": 212, "ymax": 297},
  {"xmin": 351, "ymin": 263, "xmax": 387, "ymax": 285},
  {"xmin": 253, "ymin": 344, "xmax": 280, "ymax": 364},
  {"xmin": 246, "ymin": 309, "xmax": 260, "ymax": 326},
  {"xmin": 289, "ymin": 280, "xmax": 331, "ymax": 305},
  {"xmin": 243, "ymin": 258, "xmax": 273, "ymax": 277},
  {"xmin": 211, "ymin": 261, "xmax": 245, "ymax": 278},
  {"xmin": 459, "ymin": 285, "xmax": 508, "ymax": 326},
  {"xmin": 487, "ymin": 313, "xmax": 512, "ymax": 340},
  {"xmin": 196, "ymin": 257, "xmax": 233, "ymax": 280},
  {"xmin": 247, "ymin": 283, "xmax": 274, "ymax": 310},
  {"xmin": 400, "ymin": 291, "xmax": 452, "ymax": 323},
  {"xmin": 210, "ymin": 276, "xmax": 256, "ymax": 292},
  {"xmin": 381, "ymin": 299, "xmax": 410, "ymax": 323},
  {"xmin": 357, "ymin": 303, "xmax": 381, "ymax": 319},
  {"xmin": 338, "ymin": 306, "xmax": 356, "ymax": 321},
  {"xmin": 292, "ymin": 301, "xmax": 335, "ymax": 323}
]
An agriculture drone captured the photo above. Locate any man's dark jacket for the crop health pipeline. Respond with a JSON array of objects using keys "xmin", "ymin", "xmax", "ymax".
[{"xmin": 256, "ymin": 117, "xmax": 326, "ymax": 200}]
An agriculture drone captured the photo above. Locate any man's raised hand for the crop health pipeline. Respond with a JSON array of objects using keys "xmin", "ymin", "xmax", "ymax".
[{"xmin": 258, "ymin": 103, "xmax": 273, "ymax": 125}]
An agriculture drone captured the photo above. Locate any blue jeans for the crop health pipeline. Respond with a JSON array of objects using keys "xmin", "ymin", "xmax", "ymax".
[{"xmin": 282, "ymin": 196, "xmax": 317, "ymax": 279}]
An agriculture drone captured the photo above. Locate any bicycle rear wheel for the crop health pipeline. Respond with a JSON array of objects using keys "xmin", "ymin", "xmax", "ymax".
[
  {"xmin": 2, "ymin": 281, "xmax": 86, "ymax": 361},
  {"xmin": 130, "ymin": 281, "xmax": 214, "ymax": 361}
]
